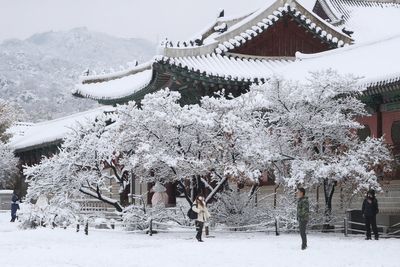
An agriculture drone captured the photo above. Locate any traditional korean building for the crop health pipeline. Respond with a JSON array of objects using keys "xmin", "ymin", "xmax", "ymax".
[
  {"xmin": 267, "ymin": 34, "xmax": 400, "ymax": 225},
  {"xmin": 9, "ymin": 107, "xmax": 114, "ymax": 195},
  {"xmin": 73, "ymin": 0, "xmax": 354, "ymax": 105},
  {"xmin": 11, "ymin": 0, "xmax": 400, "ymax": 221}
]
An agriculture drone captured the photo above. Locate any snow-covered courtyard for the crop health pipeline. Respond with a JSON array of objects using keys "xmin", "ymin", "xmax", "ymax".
[{"xmin": 0, "ymin": 212, "xmax": 398, "ymax": 267}]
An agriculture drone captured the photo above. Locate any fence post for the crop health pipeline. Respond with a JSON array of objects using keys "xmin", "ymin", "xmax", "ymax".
[
  {"xmin": 85, "ymin": 221, "xmax": 89, "ymax": 236},
  {"xmin": 149, "ymin": 219, "xmax": 153, "ymax": 236},
  {"xmin": 205, "ymin": 225, "xmax": 209, "ymax": 237},
  {"xmin": 275, "ymin": 217, "xmax": 280, "ymax": 236},
  {"xmin": 76, "ymin": 224, "xmax": 80, "ymax": 233},
  {"xmin": 344, "ymin": 217, "xmax": 348, "ymax": 237}
]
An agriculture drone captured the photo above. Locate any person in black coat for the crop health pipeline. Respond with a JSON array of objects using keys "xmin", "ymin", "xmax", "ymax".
[
  {"xmin": 361, "ymin": 189, "xmax": 379, "ymax": 240},
  {"xmin": 10, "ymin": 193, "xmax": 20, "ymax": 222}
]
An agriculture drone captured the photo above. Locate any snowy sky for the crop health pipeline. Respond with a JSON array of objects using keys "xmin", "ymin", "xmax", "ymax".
[{"xmin": 0, "ymin": 0, "xmax": 275, "ymax": 42}]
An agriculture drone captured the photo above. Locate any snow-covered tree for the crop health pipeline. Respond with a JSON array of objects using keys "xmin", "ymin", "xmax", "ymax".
[
  {"xmin": 23, "ymin": 70, "xmax": 393, "ymax": 225},
  {"xmin": 113, "ymin": 90, "xmax": 218, "ymax": 203},
  {"xmin": 114, "ymin": 89, "xmax": 277, "ymax": 204},
  {"xmin": 200, "ymin": 93, "xmax": 279, "ymax": 193},
  {"xmin": 0, "ymin": 141, "xmax": 18, "ymax": 187},
  {"xmin": 248, "ymin": 70, "xmax": 393, "ymax": 219},
  {"xmin": 0, "ymin": 98, "xmax": 20, "ymax": 187},
  {"xmin": 0, "ymin": 98, "xmax": 21, "ymax": 142},
  {"xmin": 24, "ymin": 114, "xmax": 126, "ymax": 212}
]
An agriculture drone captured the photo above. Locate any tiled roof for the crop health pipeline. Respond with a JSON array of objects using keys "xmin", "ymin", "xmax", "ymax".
[
  {"xmin": 157, "ymin": 54, "xmax": 292, "ymax": 82},
  {"xmin": 275, "ymin": 34, "xmax": 400, "ymax": 94},
  {"xmin": 161, "ymin": 0, "xmax": 353, "ymax": 58},
  {"xmin": 319, "ymin": 0, "xmax": 400, "ymax": 21},
  {"xmin": 9, "ymin": 107, "xmax": 114, "ymax": 152},
  {"xmin": 73, "ymin": 69, "xmax": 153, "ymax": 101},
  {"xmin": 72, "ymin": 0, "xmax": 400, "ymax": 103},
  {"xmin": 212, "ymin": 2, "xmax": 352, "ymax": 55}
]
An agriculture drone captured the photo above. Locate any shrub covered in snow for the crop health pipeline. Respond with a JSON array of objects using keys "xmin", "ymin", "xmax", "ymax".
[
  {"xmin": 122, "ymin": 205, "xmax": 188, "ymax": 231},
  {"xmin": 271, "ymin": 190, "xmax": 332, "ymax": 231},
  {"xmin": 209, "ymin": 189, "xmax": 274, "ymax": 228},
  {"xmin": 18, "ymin": 198, "xmax": 80, "ymax": 229}
]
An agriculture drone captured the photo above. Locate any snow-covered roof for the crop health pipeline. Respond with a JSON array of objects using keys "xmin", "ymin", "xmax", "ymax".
[
  {"xmin": 73, "ymin": 68, "xmax": 153, "ymax": 101},
  {"xmin": 72, "ymin": 0, "xmax": 399, "ymax": 104},
  {"xmin": 72, "ymin": 0, "xmax": 352, "ymax": 103},
  {"xmin": 343, "ymin": 7, "xmax": 400, "ymax": 43},
  {"xmin": 276, "ymin": 34, "xmax": 400, "ymax": 91},
  {"xmin": 9, "ymin": 107, "xmax": 114, "ymax": 152},
  {"xmin": 210, "ymin": 1, "xmax": 352, "ymax": 53},
  {"xmin": 161, "ymin": 0, "xmax": 352, "ymax": 58},
  {"xmin": 318, "ymin": 0, "xmax": 400, "ymax": 22},
  {"xmin": 314, "ymin": 0, "xmax": 400, "ymax": 42},
  {"xmin": 78, "ymin": 61, "xmax": 152, "ymax": 85},
  {"xmin": 157, "ymin": 54, "xmax": 292, "ymax": 82}
]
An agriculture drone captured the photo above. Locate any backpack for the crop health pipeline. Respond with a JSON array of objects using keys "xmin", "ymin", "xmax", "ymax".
[{"xmin": 187, "ymin": 204, "xmax": 198, "ymax": 220}]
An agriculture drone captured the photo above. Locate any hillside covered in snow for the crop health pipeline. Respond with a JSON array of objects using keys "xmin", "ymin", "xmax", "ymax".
[{"xmin": 0, "ymin": 27, "xmax": 155, "ymax": 121}]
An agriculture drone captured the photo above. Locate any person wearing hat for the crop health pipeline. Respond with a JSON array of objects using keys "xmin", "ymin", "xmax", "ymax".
[{"xmin": 362, "ymin": 189, "xmax": 379, "ymax": 240}]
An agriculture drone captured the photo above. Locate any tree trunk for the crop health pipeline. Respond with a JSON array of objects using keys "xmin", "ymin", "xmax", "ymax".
[
  {"xmin": 120, "ymin": 184, "xmax": 130, "ymax": 207},
  {"xmin": 323, "ymin": 179, "xmax": 336, "ymax": 224},
  {"xmin": 178, "ymin": 180, "xmax": 193, "ymax": 205},
  {"xmin": 205, "ymin": 176, "xmax": 228, "ymax": 203}
]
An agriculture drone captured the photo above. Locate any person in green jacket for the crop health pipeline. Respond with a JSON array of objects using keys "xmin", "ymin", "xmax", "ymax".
[{"xmin": 297, "ymin": 187, "xmax": 310, "ymax": 250}]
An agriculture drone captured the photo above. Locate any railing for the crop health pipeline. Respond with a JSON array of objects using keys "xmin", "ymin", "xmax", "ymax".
[
  {"xmin": 70, "ymin": 215, "xmax": 400, "ymax": 239},
  {"xmin": 77, "ymin": 199, "xmax": 111, "ymax": 212},
  {"xmin": 0, "ymin": 202, "xmax": 11, "ymax": 210},
  {"xmin": 344, "ymin": 218, "xmax": 400, "ymax": 237}
]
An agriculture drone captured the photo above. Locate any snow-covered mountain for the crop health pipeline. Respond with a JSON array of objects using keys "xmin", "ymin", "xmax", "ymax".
[{"xmin": 0, "ymin": 27, "xmax": 155, "ymax": 121}]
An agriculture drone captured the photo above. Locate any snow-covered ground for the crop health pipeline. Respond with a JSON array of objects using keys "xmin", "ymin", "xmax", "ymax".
[{"xmin": 0, "ymin": 212, "xmax": 398, "ymax": 267}]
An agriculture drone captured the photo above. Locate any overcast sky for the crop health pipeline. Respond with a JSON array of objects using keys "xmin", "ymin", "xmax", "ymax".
[{"xmin": 0, "ymin": 0, "xmax": 273, "ymax": 43}]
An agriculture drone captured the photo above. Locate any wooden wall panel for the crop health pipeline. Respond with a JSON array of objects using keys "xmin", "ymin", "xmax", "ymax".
[{"xmin": 231, "ymin": 14, "xmax": 332, "ymax": 57}]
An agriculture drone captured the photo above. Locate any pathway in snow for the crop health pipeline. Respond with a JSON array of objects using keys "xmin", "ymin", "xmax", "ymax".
[{"xmin": 0, "ymin": 212, "xmax": 398, "ymax": 267}]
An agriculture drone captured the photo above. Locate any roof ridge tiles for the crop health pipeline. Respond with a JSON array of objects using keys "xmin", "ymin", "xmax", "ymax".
[
  {"xmin": 160, "ymin": 0, "xmax": 352, "ymax": 58},
  {"xmin": 210, "ymin": 0, "xmax": 352, "ymax": 55}
]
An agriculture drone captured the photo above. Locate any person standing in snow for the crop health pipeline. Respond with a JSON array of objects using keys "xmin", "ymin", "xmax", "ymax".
[
  {"xmin": 297, "ymin": 187, "xmax": 309, "ymax": 250},
  {"xmin": 10, "ymin": 192, "xmax": 20, "ymax": 222},
  {"xmin": 192, "ymin": 195, "xmax": 210, "ymax": 242},
  {"xmin": 362, "ymin": 189, "xmax": 379, "ymax": 240}
]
